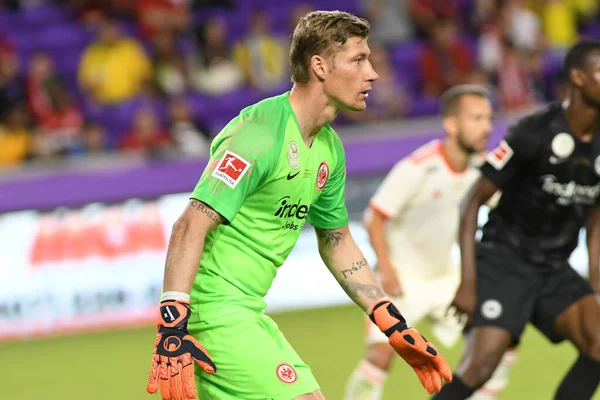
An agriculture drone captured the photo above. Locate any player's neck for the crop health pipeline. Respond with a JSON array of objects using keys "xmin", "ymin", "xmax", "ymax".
[
  {"xmin": 442, "ymin": 140, "xmax": 468, "ymax": 173},
  {"xmin": 289, "ymin": 84, "xmax": 337, "ymax": 147},
  {"xmin": 564, "ymin": 95, "xmax": 600, "ymax": 141}
]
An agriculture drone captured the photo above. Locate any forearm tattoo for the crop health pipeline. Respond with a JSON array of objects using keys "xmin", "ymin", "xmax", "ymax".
[
  {"xmin": 341, "ymin": 258, "xmax": 367, "ymax": 279},
  {"xmin": 315, "ymin": 228, "xmax": 342, "ymax": 247},
  {"xmin": 190, "ymin": 200, "xmax": 221, "ymax": 225}
]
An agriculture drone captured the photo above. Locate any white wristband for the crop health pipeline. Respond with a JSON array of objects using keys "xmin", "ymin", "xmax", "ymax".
[{"xmin": 161, "ymin": 291, "xmax": 191, "ymax": 302}]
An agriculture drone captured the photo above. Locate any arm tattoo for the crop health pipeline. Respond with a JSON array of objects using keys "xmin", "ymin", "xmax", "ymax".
[
  {"xmin": 340, "ymin": 280, "xmax": 385, "ymax": 301},
  {"xmin": 190, "ymin": 200, "xmax": 221, "ymax": 225},
  {"xmin": 341, "ymin": 258, "xmax": 367, "ymax": 279},
  {"xmin": 315, "ymin": 228, "xmax": 342, "ymax": 247}
]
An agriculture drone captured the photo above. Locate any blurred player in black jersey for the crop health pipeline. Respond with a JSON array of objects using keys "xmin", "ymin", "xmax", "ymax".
[{"xmin": 433, "ymin": 40, "xmax": 600, "ymax": 399}]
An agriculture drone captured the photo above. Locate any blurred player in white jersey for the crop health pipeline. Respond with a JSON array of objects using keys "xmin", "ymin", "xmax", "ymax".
[{"xmin": 345, "ymin": 85, "xmax": 517, "ymax": 400}]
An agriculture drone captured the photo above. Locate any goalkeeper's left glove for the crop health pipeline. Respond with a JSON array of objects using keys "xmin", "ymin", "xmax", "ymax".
[
  {"xmin": 369, "ymin": 299, "xmax": 453, "ymax": 394},
  {"xmin": 147, "ymin": 300, "xmax": 216, "ymax": 400}
]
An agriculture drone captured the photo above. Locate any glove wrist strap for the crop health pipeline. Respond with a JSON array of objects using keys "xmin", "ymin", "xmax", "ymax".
[
  {"xmin": 159, "ymin": 299, "xmax": 191, "ymax": 330},
  {"xmin": 161, "ymin": 291, "xmax": 190, "ymax": 302},
  {"xmin": 367, "ymin": 298, "xmax": 390, "ymax": 324},
  {"xmin": 369, "ymin": 299, "xmax": 409, "ymax": 335}
]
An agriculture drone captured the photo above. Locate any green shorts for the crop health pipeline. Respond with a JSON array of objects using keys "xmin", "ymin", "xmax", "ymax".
[{"xmin": 188, "ymin": 309, "xmax": 320, "ymax": 400}]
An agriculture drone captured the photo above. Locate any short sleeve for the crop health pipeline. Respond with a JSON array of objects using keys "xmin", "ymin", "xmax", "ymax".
[
  {"xmin": 481, "ymin": 121, "xmax": 538, "ymax": 188},
  {"xmin": 190, "ymin": 118, "xmax": 281, "ymax": 224},
  {"xmin": 369, "ymin": 159, "xmax": 423, "ymax": 219},
  {"xmin": 307, "ymin": 140, "xmax": 349, "ymax": 229}
]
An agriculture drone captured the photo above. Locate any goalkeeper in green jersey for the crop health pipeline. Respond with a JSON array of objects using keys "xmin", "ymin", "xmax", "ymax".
[{"xmin": 146, "ymin": 10, "xmax": 452, "ymax": 400}]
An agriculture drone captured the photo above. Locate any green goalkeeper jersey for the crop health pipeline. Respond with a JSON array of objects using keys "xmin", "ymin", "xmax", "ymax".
[{"xmin": 189, "ymin": 92, "xmax": 348, "ymax": 319}]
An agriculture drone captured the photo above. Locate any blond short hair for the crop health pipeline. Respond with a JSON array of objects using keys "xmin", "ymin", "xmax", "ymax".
[{"xmin": 290, "ymin": 10, "xmax": 370, "ymax": 84}]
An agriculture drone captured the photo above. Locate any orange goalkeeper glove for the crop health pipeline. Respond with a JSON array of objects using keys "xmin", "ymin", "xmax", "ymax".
[
  {"xmin": 369, "ymin": 299, "xmax": 452, "ymax": 394},
  {"xmin": 147, "ymin": 300, "xmax": 216, "ymax": 400}
]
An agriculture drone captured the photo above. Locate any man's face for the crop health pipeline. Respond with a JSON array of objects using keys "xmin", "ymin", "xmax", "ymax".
[
  {"xmin": 577, "ymin": 50, "xmax": 600, "ymax": 109},
  {"xmin": 322, "ymin": 37, "xmax": 378, "ymax": 112},
  {"xmin": 451, "ymin": 95, "xmax": 493, "ymax": 153}
]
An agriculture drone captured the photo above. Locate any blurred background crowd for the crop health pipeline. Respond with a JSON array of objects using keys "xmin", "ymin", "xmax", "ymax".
[{"xmin": 0, "ymin": 0, "xmax": 598, "ymax": 169}]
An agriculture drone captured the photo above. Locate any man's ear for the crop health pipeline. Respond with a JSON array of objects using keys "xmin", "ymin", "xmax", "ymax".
[
  {"xmin": 570, "ymin": 68, "xmax": 585, "ymax": 88},
  {"xmin": 443, "ymin": 116, "xmax": 458, "ymax": 138},
  {"xmin": 310, "ymin": 55, "xmax": 328, "ymax": 81}
]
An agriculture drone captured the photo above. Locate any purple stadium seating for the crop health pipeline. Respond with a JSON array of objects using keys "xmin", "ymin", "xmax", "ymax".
[
  {"xmin": 6, "ymin": 3, "xmax": 68, "ymax": 30},
  {"xmin": 390, "ymin": 41, "xmax": 424, "ymax": 93}
]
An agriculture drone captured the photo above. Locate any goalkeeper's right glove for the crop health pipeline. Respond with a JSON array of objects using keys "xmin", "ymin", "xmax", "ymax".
[
  {"xmin": 369, "ymin": 299, "xmax": 452, "ymax": 394},
  {"xmin": 147, "ymin": 300, "xmax": 216, "ymax": 400}
]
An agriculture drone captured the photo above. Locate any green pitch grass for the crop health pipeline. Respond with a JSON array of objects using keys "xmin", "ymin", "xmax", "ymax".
[{"xmin": 1, "ymin": 305, "xmax": 598, "ymax": 400}]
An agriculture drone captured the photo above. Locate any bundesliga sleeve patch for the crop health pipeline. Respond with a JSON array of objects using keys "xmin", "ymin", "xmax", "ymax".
[
  {"xmin": 211, "ymin": 150, "xmax": 251, "ymax": 188},
  {"xmin": 486, "ymin": 140, "xmax": 514, "ymax": 170}
]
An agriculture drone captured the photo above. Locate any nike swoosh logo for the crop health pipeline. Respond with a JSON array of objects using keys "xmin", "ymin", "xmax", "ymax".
[{"xmin": 287, "ymin": 171, "xmax": 300, "ymax": 180}]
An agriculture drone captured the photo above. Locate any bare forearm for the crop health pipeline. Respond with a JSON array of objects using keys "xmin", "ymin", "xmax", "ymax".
[
  {"xmin": 458, "ymin": 178, "xmax": 498, "ymax": 285},
  {"xmin": 162, "ymin": 221, "xmax": 206, "ymax": 293},
  {"xmin": 337, "ymin": 258, "xmax": 386, "ymax": 311},
  {"xmin": 316, "ymin": 227, "xmax": 385, "ymax": 311},
  {"xmin": 458, "ymin": 198, "xmax": 479, "ymax": 284},
  {"xmin": 163, "ymin": 200, "xmax": 222, "ymax": 293},
  {"xmin": 586, "ymin": 210, "xmax": 600, "ymax": 289}
]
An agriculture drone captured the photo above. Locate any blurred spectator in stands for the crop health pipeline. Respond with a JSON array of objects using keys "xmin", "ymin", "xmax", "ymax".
[
  {"xmin": 496, "ymin": 38, "xmax": 539, "ymax": 110},
  {"xmin": 527, "ymin": 48, "xmax": 548, "ymax": 101},
  {"xmin": 68, "ymin": 0, "xmax": 114, "ymax": 26},
  {"xmin": 477, "ymin": 4, "xmax": 504, "ymax": 79},
  {"xmin": 0, "ymin": 104, "xmax": 31, "ymax": 167},
  {"xmin": 69, "ymin": 0, "xmax": 136, "ymax": 24},
  {"xmin": 409, "ymin": 0, "xmax": 461, "ymax": 38},
  {"xmin": 39, "ymin": 78, "xmax": 84, "ymax": 135},
  {"xmin": 234, "ymin": 9, "xmax": 288, "ymax": 92},
  {"xmin": 540, "ymin": 0, "xmax": 597, "ymax": 57},
  {"xmin": 70, "ymin": 121, "xmax": 109, "ymax": 157},
  {"xmin": 112, "ymin": 0, "xmax": 137, "ymax": 20},
  {"xmin": 152, "ymin": 31, "xmax": 187, "ymax": 97},
  {"xmin": 503, "ymin": 0, "xmax": 543, "ymax": 52},
  {"xmin": 26, "ymin": 52, "xmax": 59, "ymax": 123},
  {"xmin": 343, "ymin": 44, "xmax": 410, "ymax": 123},
  {"xmin": 466, "ymin": 69, "xmax": 490, "ymax": 87},
  {"xmin": 189, "ymin": 16, "xmax": 244, "ymax": 96},
  {"xmin": 419, "ymin": 19, "xmax": 474, "ymax": 97},
  {"xmin": 471, "ymin": 0, "xmax": 499, "ymax": 33},
  {"xmin": 359, "ymin": 0, "xmax": 414, "ymax": 47},
  {"xmin": 120, "ymin": 107, "xmax": 172, "ymax": 154},
  {"xmin": 135, "ymin": 0, "xmax": 190, "ymax": 40},
  {"xmin": 78, "ymin": 20, "xmax": 151, "ymax": 106},
  {"xmin": 35, "ymin": 77, "xmax": 84, "ymax": 155},
  {"xmin": 0, "ymin": 37, "xmax": 24, "ymax": 121},
  {"xmin": 168, "ymin": 97, "xmax": 210, "ymax": 156}
]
